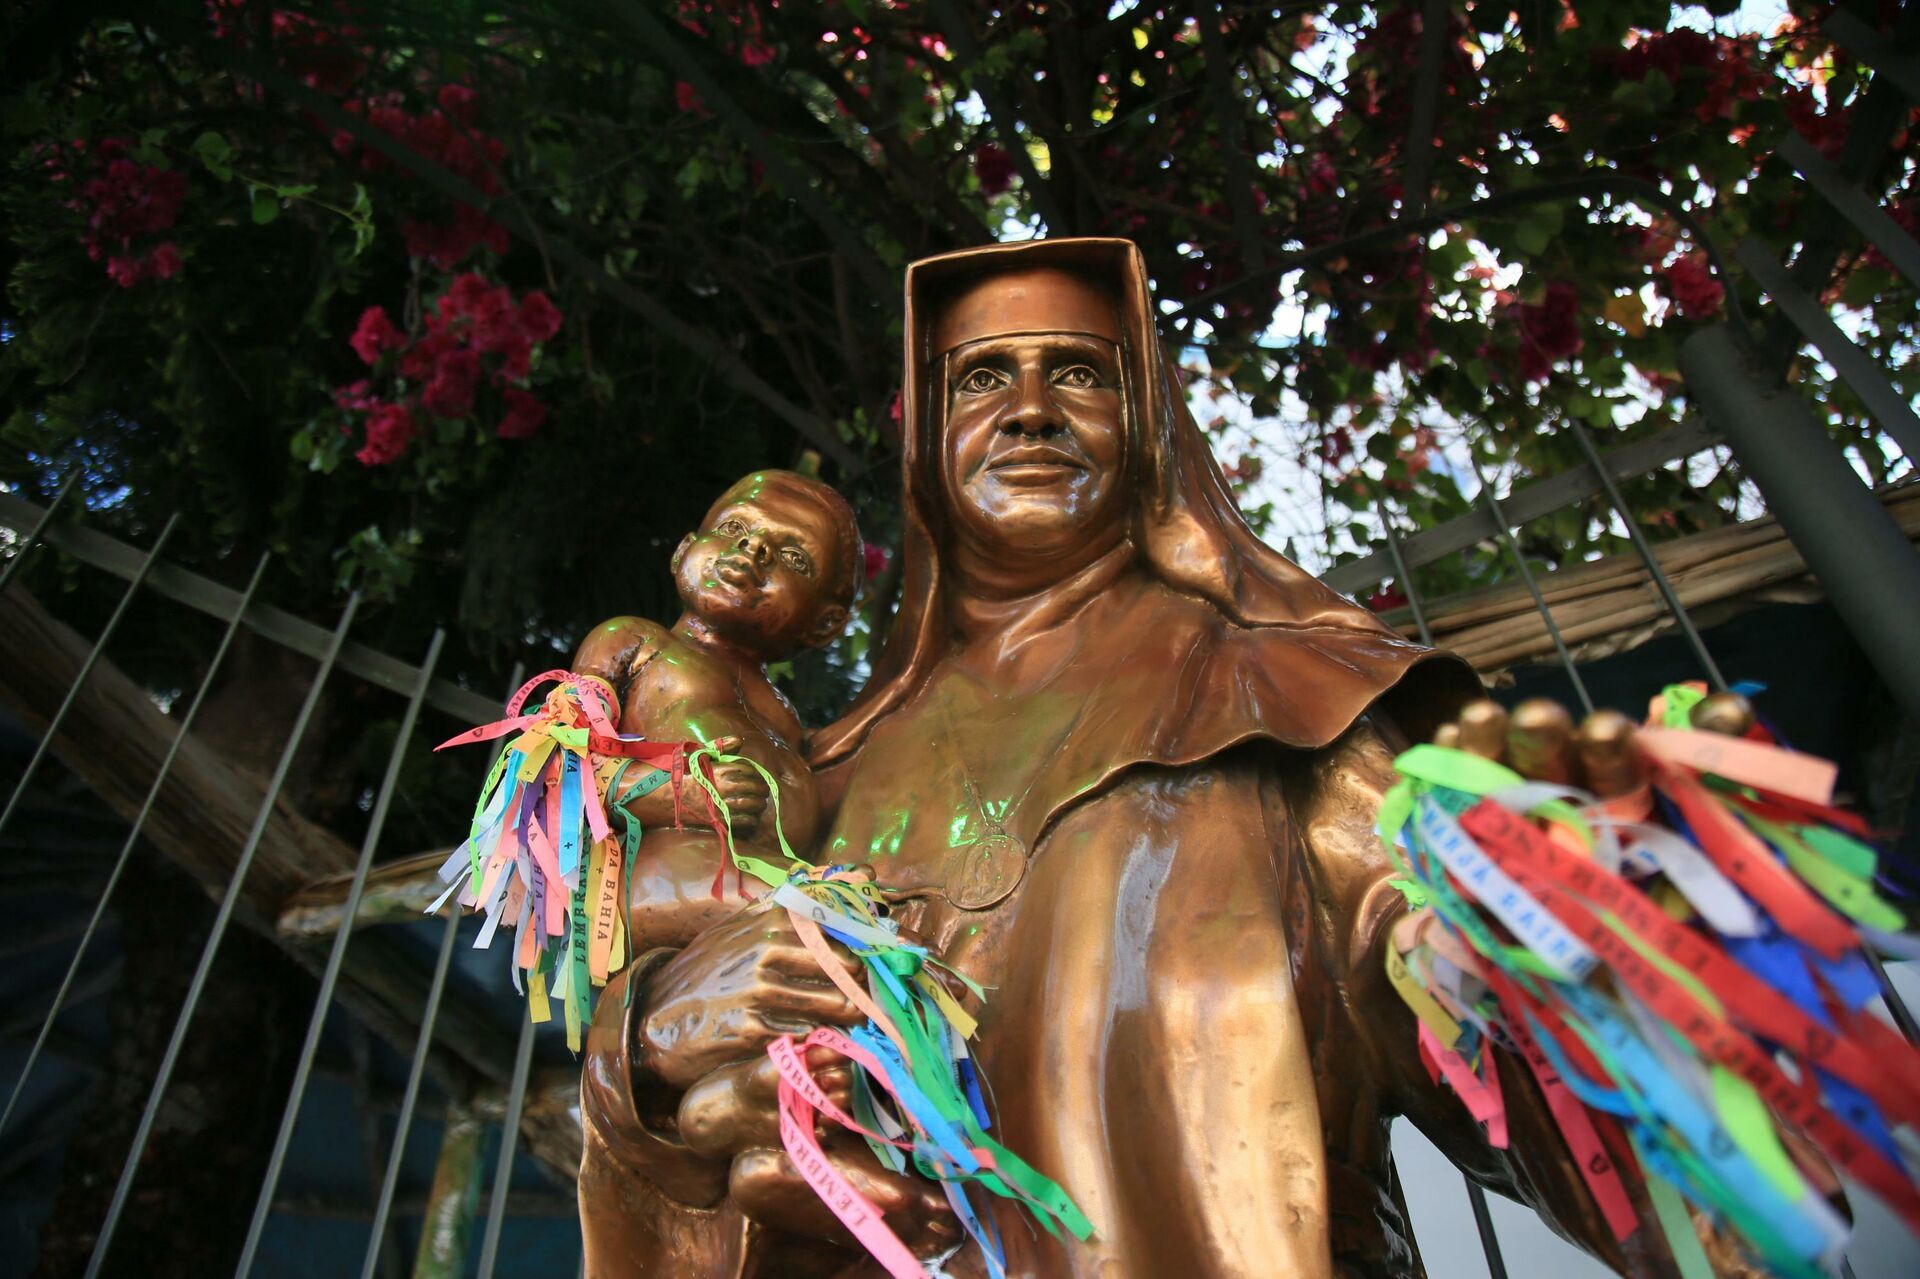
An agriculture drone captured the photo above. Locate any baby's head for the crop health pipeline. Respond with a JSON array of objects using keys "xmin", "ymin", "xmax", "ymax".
[{"xmin": 672, "ymin": 470, "xmax": 862, "ymax": 658}]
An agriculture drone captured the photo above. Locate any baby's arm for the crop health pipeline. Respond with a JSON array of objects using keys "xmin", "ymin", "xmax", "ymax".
[
  {"xmin": 573, "ymin": 615, "xmax": 669, "ymax": 708},
  {"xmin": 615, "ymin": 650, "xmax": 821, "ymax": 853}
]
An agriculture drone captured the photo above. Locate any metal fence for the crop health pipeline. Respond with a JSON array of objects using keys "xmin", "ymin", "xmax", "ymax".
[{"xmin": 2, "ymin": 13, "xmax": 1918, "ymax": 1279}]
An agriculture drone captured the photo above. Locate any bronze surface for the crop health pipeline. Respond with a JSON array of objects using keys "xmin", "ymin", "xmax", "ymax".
[{"xmin": 575, "ymin": 239, "xmax": 1728, "ymax": 1277}]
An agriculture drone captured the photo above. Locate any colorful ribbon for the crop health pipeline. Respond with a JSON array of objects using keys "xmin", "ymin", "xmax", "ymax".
[{"xmin": 1378, "ymin": 684, "xmax": 1919, "ymax": 1277}]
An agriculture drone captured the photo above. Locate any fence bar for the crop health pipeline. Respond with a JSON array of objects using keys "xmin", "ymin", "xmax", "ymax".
[
  {"xmin": 360, "ymin": 905, "xmax": 462, "ymax": 1276},
  {"xmin": 1865, "ymin": 949, "xmax": 1919, "ymax": 1045},
  {"xmin": 475, "ymin": 1012, "xmax": 538, "ymax": 1279},
  {"xmin": 1734, "ymin": 239, "xmax": 1920, "ymax": 460},
  {"xmin": 1469, "ymin": 458, "xmax": 1596, "ymax": 715},
  {"xmin": 1382, "ymin": 506, "xmax": 1511, "ymax": 1278},
  {"xmin": 362, "ymin": 662, "xmax": 527, "ymax": 1277},
  {"xmin": 1565, "ymin": 421, "xmax": 1729, "ymax": 692},
  {"xmin": 1825, "ymin": 10, "xmax": 1920, "ymax": 102},
  {"xmin": 0, "ymin": 550, "xmax": 272, "ymax": 1141},
  {"xmin": 1467, "ymin": 1179, "xmax": 1511, "ymax": 1279},
  {"xmin": 0, "ymin": 472, "xmax": 79, "ymax": 596},
  {"xmin": 87, "ymin": 591, "xmax": 363, "ymax": 1279},
  {"xmin": 1678, "ymin": 324, "xmax": 1920, "ymax": 719},
  {"xmin": 0, "ymin": 491, "xmax": 499, "ymax": 726},
  {"xmin": 1777, "ymin": 135, "xmax": 1920, "ymax": 292},
  {"xmin": 237, "ymin": 628, "xmax": 448, "ymax": 1277},
  {"xmin": 1323, "ymin": 417, "xmax": 1719, "ymax": 597},
  {"xmin": 0, "ymin": 512, "xmax": 180, "ymax": 843},
  {"xmin": 1379, "ymin": 517, "xmax": 1434, "ymax": 647}
]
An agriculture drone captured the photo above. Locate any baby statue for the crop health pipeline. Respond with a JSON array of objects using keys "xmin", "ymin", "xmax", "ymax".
[{"xmin": 570, "ymin": 468, "xmax": 862, "ymax": 952}]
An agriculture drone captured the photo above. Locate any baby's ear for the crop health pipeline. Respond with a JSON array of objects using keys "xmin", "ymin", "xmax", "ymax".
[
  {"xmin": 804, "ymin": 604, "xmax": 849, "ymax": 649},
  {"xmin": 669, "ymin": 532, "xmax": 696, "ymax": 572}
]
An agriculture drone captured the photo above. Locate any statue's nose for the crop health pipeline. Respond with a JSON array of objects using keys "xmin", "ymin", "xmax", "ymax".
[
  {"xmin": 736, "ymin": 532, "xmax": 770, "ymax": 566},
  {"xmin": 1000, "ymin": 369, "xmax": 1063, "ymax": 437}
]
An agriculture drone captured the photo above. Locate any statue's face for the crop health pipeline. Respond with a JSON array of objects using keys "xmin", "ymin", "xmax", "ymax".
[
  {"xmin": 673, "ymin": 476, "xmax": 850, "ymax": 655},
  {"xmin": 940, "ymin": 333, "xmax": 1126, "ymax": 558}
]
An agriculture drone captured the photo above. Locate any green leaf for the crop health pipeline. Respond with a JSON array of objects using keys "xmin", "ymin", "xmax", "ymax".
[{"xmin": 250, "ymin": 187, "xmax": 279, "ymax": 224}]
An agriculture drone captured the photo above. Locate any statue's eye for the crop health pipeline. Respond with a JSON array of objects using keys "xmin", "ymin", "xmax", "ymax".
[
  {"xmin": 957, "ymin": 367, "xmax": 1006, "ymax": 394},
  {"xmin": 781, "ymin": 546, "xmax": 814, "ymax": 575},
  {"xmin": 716, "ymin": 518, "xmax": 745, "ymax": 536},
  {"xmin": 1054, "ymin": 364, "xmax": 1099, "ymax": 389}
]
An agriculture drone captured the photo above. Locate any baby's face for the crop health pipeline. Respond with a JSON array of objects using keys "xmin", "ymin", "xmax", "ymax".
[{"xmin": 674, "ymin": 479, "xmax": 850, "ymax": 656}]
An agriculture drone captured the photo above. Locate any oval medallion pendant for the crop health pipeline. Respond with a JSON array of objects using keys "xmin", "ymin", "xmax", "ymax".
[{"xmin": 944, "ymin": 831, "xmax": 1027, "ymax": 911}]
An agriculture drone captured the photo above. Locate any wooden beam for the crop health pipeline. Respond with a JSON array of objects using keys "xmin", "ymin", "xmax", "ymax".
[{"xmin": 280, "ymin": 851, "xmax": 449, "ymax": 938}]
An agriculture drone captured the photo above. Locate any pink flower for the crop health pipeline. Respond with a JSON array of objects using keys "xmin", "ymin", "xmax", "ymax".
[
  {"xmin": 349, "ymin": 306, "xmax": 406, "ymax": 364},
  {"xmin": 1664, "ymin": 254, "xmax": 1724, "ymax": 319},
  {"xmin": 356, "ymin": 402, "xmax": 416, "ymax": 466},
  {"xmin": 674, "ymin": 81, "xmax": 707, "ymax": 115},
  {"xmin": 421, "ymin": 347, "xmax": 480, "ymax": 418},
  {"xmin": 148, "ymin": 241, "xmax": 183, "ymax": 279},
  {"xmin": 973, "ymin": 143, "xmax": 1016, "ymax": 197},
  {"xmin": 496, "ymin": 388, "xmax": 546, "ymax": 440}
]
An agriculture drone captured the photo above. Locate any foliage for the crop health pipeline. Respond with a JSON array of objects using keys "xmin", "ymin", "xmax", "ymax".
[{"xmin": 1, "ymin": 1, "xmax": 1913, "ymax": 709}]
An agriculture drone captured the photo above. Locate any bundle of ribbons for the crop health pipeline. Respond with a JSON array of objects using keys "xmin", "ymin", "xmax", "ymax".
[
  {"xmin": 435, "ymin": 670, "xmax": 1090, "ymax": 1277},
  {"xmin": 1379, "ymin": 683, "xmax": 1920, "ymax": 1278},
  {"xmin": 430, "ymin": 669, "xmax": 720, "ymax": 1049}
]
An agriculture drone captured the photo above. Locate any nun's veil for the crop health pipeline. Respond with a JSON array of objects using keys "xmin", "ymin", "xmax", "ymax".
[{"xmin": 811, "ymin": 238, "xmax": 1471, "ymax": 766}]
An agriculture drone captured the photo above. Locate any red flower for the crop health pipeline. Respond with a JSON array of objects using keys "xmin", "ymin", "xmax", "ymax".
[
  {"xmin": 1512, "ymin": 280, "xmax": 1583, "ymax": 382},
  {"xmin": 421, "ymin": 347, "xmax": 481, "ymax": 418},
  {"xmin": 332, "ymin": 379, "xmax": 377, "ymax": 411},
  {"xmin": 399, "ymin": 324, "xmax": 457, "ymax": 380},
  {"xmin": 1663, "ymin": 254, "xmax": 1724, "ymax": 319},
  {"xmin": 356, "ymin": 402, "xmax": 416, "ymax": 466},
  {"xmin": 973, "ymin": 143, "xmax": 1016, "ymax": 197},
  {"xmin": 1366, "ymin": 586, "xmax": 1409, "ymax": 612},
  {"xmin": 149, "ymin": 241, "xmax": 183, "ymax": 280},
  {"xmin": 517, "ymin": 291, "xmax": 563, "ymax": 343},
  {"xmin": 863, "ymin": 544, "xmax": 891, "ymax": 582},
  {"xmin": 674, "ymin": 81, "xmax": 708, "ymax": 115},
  {"xmin": 496, "ymin": 388, "xmax": 546, "ymax": 440},
  {"xmin": 402, "ymin": 204, "xmax": 509, "ymax": 270},
  {"xmin": 436, "ymin": 83, "xmax": 480, "ymax": 124},
  {"xmin": 349, "ymin": 306, "xmax": 407, "ymax": 364}
]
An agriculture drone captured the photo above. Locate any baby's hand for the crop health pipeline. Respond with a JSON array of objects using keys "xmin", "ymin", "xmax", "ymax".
[{"xmin": 706, "ymin": 738, "xmax": 772, "ymax": 837}]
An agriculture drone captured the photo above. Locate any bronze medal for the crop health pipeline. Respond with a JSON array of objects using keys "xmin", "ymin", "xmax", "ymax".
[{"xmin": 944, "ymin": 831, "xmax": 1027, "ymax": 911}]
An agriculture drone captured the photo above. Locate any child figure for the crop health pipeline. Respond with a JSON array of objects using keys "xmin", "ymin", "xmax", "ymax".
[{"xmin": 572, "ymin": 469, "xmax": 861, "ymax": 951}]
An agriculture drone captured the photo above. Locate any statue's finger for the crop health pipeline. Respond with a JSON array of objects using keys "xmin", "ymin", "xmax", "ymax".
[
  {"xmin": 730, "ymin": 1140, "xmax": 959, "ymax": 1253},
  {"xmin": 1689, "ymin": 691, "xmax": 1756, "ymax": 737},
  {"xmin": 1455, "ymin": 698, "xmax": 1509, "ymax": 760},
  {"xmin": 1575, "ymin": 710, "xmax": 1642, "ymax": 799},
  {"xmin": 1507, "ymin": 698, "xmax": 1576, "ymax": 784},
  {"xmin": 680, "ymin": 1057, "xmax": 779, "ymax": 1155},
  {"xmin": 1433, "ymin": 721, "xmax": 1462, "ymax": 750}
]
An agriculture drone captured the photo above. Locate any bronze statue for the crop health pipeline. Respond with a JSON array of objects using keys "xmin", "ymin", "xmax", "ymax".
[
  {"xmin": 574, "ymin": 239, "xmax": 1745, "ymax": 1277},
  {"xmin": 573, "ymin": 469, "xmax": 862, "ymax": 953}
]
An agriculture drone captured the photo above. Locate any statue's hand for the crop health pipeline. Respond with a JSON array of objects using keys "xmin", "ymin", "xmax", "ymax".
[
  {"xmin": 1432, "ymin": 691, "xmax": 1756, "ymax": 795},
  {"xmin": 633, "ymin": 902, "xmax": 959, "ymax": 1253},
  {"xmin": 707, "ymin": 756, "xmax": 770, "ymax": 837},
  {"xmin": 636, "ymin": 901, "xmax": 865, "ymax": 1091}
]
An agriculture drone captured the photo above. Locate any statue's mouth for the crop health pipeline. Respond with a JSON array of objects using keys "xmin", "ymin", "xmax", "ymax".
[
  {"xmin": 988, "ymin": 445, "xmax": 1083, "ymax": 483},
  {"xmin": 713, "ymin": 556, "xmax": 761, "ymax": 587}
]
